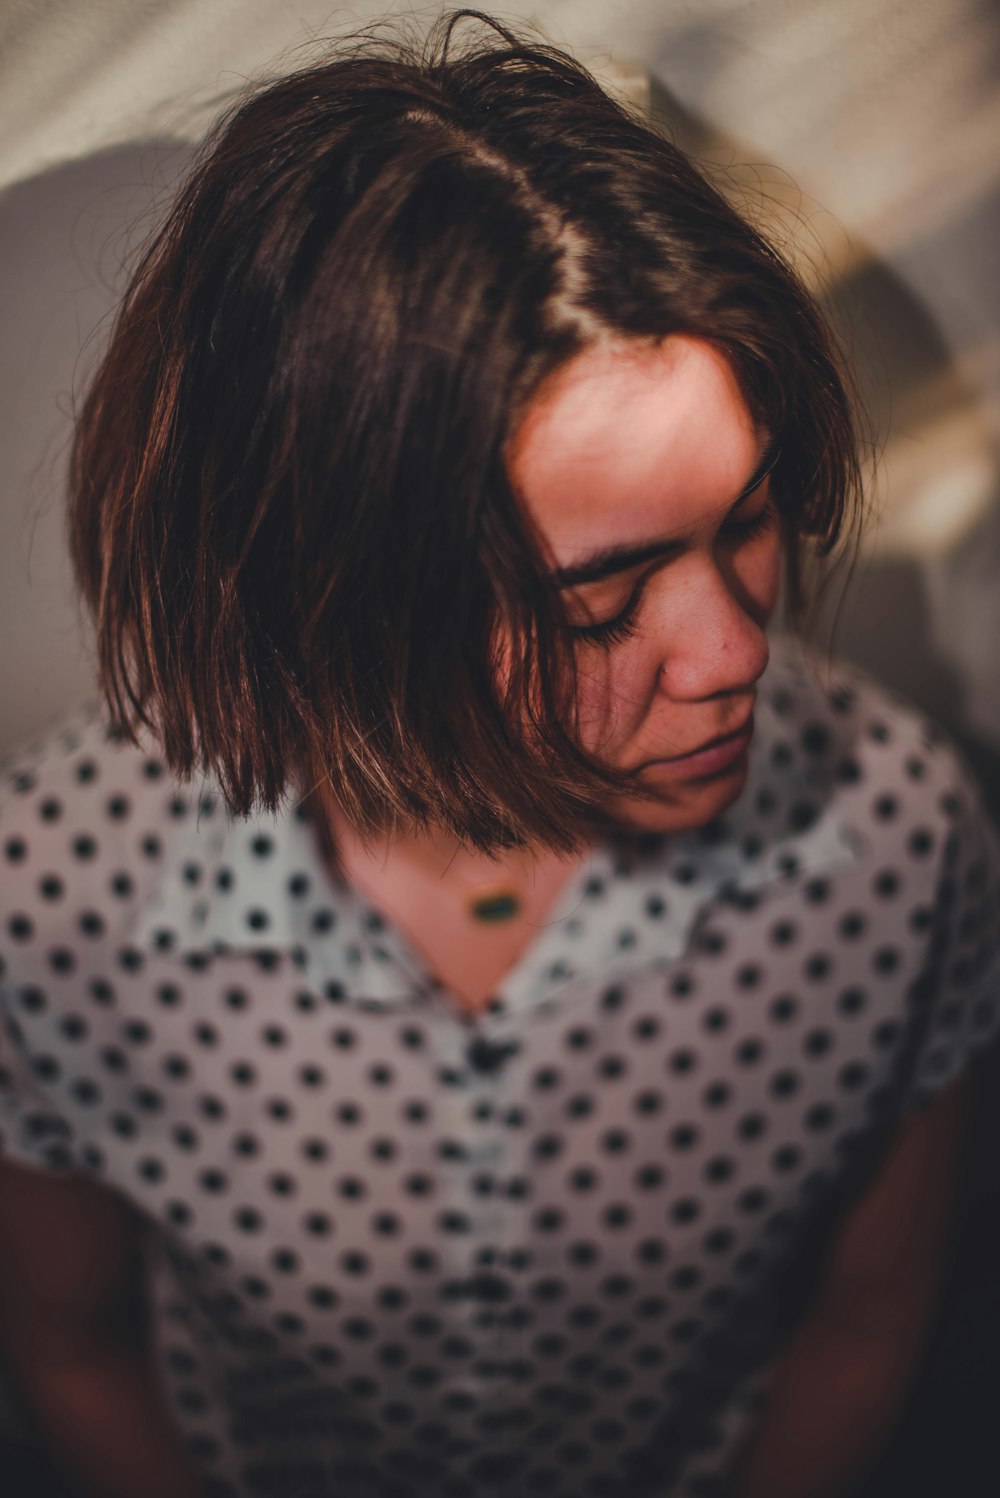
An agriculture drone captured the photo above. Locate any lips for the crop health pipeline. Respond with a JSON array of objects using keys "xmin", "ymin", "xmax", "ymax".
[
  {"xmin": 667, "ymin": 718, "xmax": 753, "ymax": 763},
  {"xmin": 634, "ymin": 712, "xmax": 756, "ymax": 781}
]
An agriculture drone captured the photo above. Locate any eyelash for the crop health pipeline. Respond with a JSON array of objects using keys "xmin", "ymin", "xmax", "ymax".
[{"xmin": 571, "ymin": 501, "xmax": 776, "ymax": 648}]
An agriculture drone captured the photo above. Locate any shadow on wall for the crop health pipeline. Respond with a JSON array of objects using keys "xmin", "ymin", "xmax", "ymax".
[
  {"xmin": 819, "ymin": 254, "xmax": 1000, "ymax": 823},
  {"xmin": 648, "ymin": 75, "xmax": 1000, "ymax": 822},
  {"xmin": 0, "ymin": 140, "xmax": 195, "ymax": 751},
  {"xmin": 822, "ymin": 551, "xmax": 1000, "ymax": 824}
]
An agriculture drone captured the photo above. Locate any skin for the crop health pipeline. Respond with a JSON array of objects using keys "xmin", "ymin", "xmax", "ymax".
[
  {"xmin": 0, "ymin": 337, "xmax": 971, "ymax": 1498},
  {"xmin": 508, "ymin": 330, "xmax": 782, "ymax": 836},
  {"xmin": 331, "ymin": 332, "xmax": 782, "ymax": 958},
  {"xmin": 454, "ymin": 338, "xmax": 969, "ymax": 1498},
  {"xmin": 509, "ymin": 336, "xmax": 972, "ymax": 1498}
]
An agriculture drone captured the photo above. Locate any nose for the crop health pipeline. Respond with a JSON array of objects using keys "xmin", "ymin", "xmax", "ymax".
[{"xmin": 655, "ymin": 563, "xmax": 770, "ymax": 702}]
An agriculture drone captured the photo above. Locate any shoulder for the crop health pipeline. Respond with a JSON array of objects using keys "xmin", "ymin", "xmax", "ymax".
[
  {"xmin": 755, "ymin": 636, "xmax": 984, "ymax": 854},
  {"xmin": 0, "ymin": 700, "xmax": 219, "ymax": 957},
  {"xmin": 758, "ymin": 638, "xmax": 1000, "ymax": 1035},
  {"xmin": 711, "ymin": 635, "xmax": 999, "ymax": 969},
  {"xmin": 727, "ymin": 640, "xmax": 1000, "ymax": 1114},
  {"xmin": 0, "ymin": 701, "xmax": 346, "ymax": 978}
]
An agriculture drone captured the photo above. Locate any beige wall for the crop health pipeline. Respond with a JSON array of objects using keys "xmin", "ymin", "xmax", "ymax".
[{"xmin": 2, "ymin": 0, "xmax": 998, "ymax": 803}]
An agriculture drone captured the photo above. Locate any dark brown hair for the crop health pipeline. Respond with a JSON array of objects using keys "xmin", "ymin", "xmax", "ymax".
[{"xmin": 68, "ymin": 9, "xmax": 864, "ymax": 854}]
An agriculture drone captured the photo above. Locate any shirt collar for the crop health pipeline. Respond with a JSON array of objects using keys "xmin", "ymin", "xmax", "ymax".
[{"xmin": 128, "ymin": 656, "xmax": 862, "ymax": 1007}]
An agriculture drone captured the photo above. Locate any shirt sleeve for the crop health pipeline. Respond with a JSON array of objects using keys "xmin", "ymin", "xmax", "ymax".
[
  {"xmin": 0, "ymin": 987, "xmax": 82, "ymax": 1175},
  {"xmin": 899, "ymin": 755, "xmax": 1000, "ymax": 1117}
]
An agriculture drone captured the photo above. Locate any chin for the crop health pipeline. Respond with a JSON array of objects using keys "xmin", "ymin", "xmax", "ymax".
[{"xmin": 604, "ymin": 761, "xmax": 750, "ymax": 836}]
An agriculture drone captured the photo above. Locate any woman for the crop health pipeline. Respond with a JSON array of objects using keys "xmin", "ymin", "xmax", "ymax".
[{"xmin": 1, "ymin": 12, "xmax": 997, "ymax": 1498}]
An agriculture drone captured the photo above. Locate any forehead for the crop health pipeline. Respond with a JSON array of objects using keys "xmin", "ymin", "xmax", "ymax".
[{"xmin": 507, "ymin": 335, "xmax": 761, "ymax": 569}]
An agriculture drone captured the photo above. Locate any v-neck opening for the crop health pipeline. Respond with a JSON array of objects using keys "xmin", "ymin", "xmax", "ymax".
[{"xmin": 341, "ymin": 839, "xmax": 612, "ymax": 1021}]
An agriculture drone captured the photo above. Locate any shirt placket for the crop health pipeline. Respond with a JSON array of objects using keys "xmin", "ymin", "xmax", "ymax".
[{"xmin": 414, "ymin": 1005, "xmax": 525, "ymax": 1433}]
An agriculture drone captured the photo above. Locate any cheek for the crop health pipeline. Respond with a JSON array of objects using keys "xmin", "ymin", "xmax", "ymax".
[
  {"xmin": 571, "ymin": 649, "xmax": 651, "ymax": 755},
  {"xmin": 574, "ymin": 533, "xmax": 784, "ymax": 755},
  {"xmin": 752, "ymin": 531, "xmax": 784, "ymax": 620},
  {"xmin": 726, "ymin": 528, "xmax": 784, "ymax": 629}
]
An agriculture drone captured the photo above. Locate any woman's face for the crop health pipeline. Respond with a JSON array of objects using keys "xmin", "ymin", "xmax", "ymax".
[{"xmin": 507, "ymin": 334, "xmax": 783, "ymax": 835}]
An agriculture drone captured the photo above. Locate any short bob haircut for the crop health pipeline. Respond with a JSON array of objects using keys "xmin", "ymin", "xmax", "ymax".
[{"xmin": 68, "ymin": 9, "xmax": 863, "ymax": 856}]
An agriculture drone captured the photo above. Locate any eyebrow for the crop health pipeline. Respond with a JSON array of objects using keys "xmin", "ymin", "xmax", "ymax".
[{"xmin": 551, "ymin": 437, "xmax": 780, "ymax": 590}]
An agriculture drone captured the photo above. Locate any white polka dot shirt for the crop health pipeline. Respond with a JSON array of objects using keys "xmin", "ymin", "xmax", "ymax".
[{"xmin": 2, "ymin": 637, "xmax": 999, "ymax": 1498}]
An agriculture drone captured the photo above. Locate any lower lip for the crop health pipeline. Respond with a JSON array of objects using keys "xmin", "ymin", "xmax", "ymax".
[{"xmin": 640, "ymin": 719, "xmax": 755, "ymax": 782}]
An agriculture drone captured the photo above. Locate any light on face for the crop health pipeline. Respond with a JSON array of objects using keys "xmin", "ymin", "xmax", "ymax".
[{"xmin": 506, "ymin": 334, "xmax": 782, "ymax": 832}]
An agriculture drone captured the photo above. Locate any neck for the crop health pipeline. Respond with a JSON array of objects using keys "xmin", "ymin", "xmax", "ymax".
[{"xmin": 314, "ymin": 783, "xmax": 584, "ymax": 893}]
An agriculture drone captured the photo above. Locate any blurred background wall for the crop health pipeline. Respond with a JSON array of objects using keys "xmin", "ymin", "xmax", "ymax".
[{"xmin": 1, "ymin": 0, "xmax": 999, "ymax": 810}]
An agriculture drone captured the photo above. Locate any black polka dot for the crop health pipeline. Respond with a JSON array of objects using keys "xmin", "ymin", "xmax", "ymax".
[
  {"xmin": 803, "ymin": 1028, "xmax": 833, "ymax": 1057},
  {"xmin": 0, "ymin": 655, "xmax": 993, "ymax": 1498},
  {"xmin": 837, "ymin": 987, "xmax": 866, "ymax": 1017}
]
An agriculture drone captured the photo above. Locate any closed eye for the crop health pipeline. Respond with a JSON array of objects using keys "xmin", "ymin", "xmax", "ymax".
[
  {"xmin": 570, "ymin": 590, "xmax": 643, "ymax": 647},
  {"xmin": 720, "ymin": 499, "xmax": 776, "ymax": 546},
  {"xmin": 569, "ymin": 496, "xmax": 777, "ymax": 649}
]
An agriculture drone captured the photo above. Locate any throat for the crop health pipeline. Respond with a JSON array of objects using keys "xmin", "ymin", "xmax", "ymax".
[{"xmin": 324, "ymin": 812, "xmax": 588, "ymax": 1015}]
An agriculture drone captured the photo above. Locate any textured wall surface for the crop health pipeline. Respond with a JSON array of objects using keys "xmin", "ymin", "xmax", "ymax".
[{"xmin": 1, "ymin": 0, "xmax": 998, "ymax": 792}]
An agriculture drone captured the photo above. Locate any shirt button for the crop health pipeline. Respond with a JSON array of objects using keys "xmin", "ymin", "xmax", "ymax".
[
  {"xmin": 467, "ymin": 1271, "xmax": 513, "ymax": 1303},
  {"xmin": 466, "ymin": 1036, "xmax": 519, "ymax": 1074}
]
